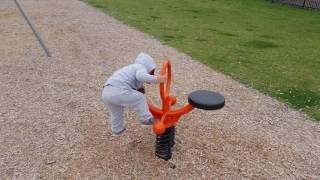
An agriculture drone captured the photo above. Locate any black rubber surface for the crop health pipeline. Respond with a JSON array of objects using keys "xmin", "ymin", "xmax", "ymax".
[{"xmin": 188, "ymin": 90, "xmax": 225, "ymax": 110}]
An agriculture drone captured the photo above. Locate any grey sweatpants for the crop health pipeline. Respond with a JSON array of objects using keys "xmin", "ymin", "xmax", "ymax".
[{"xmin": 102, "ymin": 85, "xmax": 152, "ymax": 133}]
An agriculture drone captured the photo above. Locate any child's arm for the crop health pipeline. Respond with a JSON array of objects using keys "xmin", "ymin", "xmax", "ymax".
[{"xmin": 136, "ymin": 68, "xmax": 160, "ymax": 83}]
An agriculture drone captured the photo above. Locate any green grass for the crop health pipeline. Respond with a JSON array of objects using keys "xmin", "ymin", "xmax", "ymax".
[{"xmin": 87, "ymin": 0, "xmax": 320, "ymax": 120}]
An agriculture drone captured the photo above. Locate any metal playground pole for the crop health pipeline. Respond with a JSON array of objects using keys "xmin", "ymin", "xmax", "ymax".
[{"xmin": 14, "ymin": 0, "xmax": 52, "ymax": 57}]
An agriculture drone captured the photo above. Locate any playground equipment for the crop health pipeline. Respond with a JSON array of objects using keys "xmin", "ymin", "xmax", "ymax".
[
  {"xmin": 15, "ymin": 0, "xmax": 52, "ymax": 57},
  {"xmin": 148, "ymin": 60, "xmax": 225, "ymax": 160}
]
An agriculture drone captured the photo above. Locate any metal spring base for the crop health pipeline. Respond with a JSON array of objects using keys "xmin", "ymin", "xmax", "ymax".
[{"xmin": 155, "ymin": 126, "xmax": 175, "ymax": 160}]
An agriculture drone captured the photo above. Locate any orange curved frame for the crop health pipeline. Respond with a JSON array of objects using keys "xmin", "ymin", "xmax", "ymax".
[{"xmin": 148, "ymin": 60, "xmax": 194, "ymax": 135}]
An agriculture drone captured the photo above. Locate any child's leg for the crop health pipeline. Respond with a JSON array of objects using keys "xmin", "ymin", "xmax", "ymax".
[
  {"xmin": 107, "ymin": 104, "xmax": 125, "ymax": 134},
  {"xmin": 102, "ymin": 86, "xmax": 153, "ymax": 128},
  {"xmin": 102, "ymin": 86, "xmax": 126, "ymax": 134},
  {"xmin": 127, "ymin": 91, "xmax": 153, "ymax": 125}
]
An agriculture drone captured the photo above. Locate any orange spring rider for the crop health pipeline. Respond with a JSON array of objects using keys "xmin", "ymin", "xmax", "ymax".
[
  {"xmin": 148, "ymin": 60, "xmax": 225, "ymax": 160},
  {"xmin": 148, "ymin": 60, "xmax": 193, "ymax": 135}
]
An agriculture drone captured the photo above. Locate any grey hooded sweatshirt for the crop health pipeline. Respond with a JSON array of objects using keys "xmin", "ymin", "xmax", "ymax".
[{"xmin": 105, "ymin": 52, "xmax": 158, "ymax": 90}]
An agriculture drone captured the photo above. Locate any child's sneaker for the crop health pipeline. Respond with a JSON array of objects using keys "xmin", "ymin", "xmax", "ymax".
[
  {"xmin": 111, "ymin": 128, "xmax": 126, "ymax": 136},
  {"xmin": 141, "ymin": 118, "xmax": 154, "ymax": 128}
]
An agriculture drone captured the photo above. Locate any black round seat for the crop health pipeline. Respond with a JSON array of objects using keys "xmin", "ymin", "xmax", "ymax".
[{"xmin": 188, "ymin": 90, "xmax": 225, "ymax": 110}]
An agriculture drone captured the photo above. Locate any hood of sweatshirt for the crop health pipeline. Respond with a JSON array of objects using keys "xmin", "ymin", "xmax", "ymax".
[{"xmin": 134, "ymin": 52, "xmax": 156, "ymax": 73}]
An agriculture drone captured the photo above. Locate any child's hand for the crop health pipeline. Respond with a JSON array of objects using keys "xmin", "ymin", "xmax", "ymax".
[
  {"xmin": 157, "ymin": 75, "xmax": 166, "ymax": 83},
  {"xmin": 137, "ymin": 87, "xmax": 145, "ymax": 94}
]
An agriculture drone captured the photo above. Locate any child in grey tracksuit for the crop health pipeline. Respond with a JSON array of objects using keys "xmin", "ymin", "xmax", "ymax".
[{"xmin": 102, "ymin": 52, "xmax": 165, "ymax": 135}]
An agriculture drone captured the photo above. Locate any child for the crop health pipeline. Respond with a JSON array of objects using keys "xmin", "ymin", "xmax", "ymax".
[{"xmin": 102, "ymin": 52, "xmax": 165, "ymax": 135}]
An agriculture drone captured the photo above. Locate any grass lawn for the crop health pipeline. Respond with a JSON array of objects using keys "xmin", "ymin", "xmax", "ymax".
[{"xmin": 87, "ymin": 0, "xmax": 320, "ymax": 120}]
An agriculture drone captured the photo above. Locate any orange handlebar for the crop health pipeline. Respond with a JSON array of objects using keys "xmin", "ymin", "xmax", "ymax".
[
  {"xmin": 149, "ymin": 60, "xmax": 194, "ymax": 135},
  {"xmin": 160, "ymin": 60, "xmax": 172, "ymax": 111}
]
